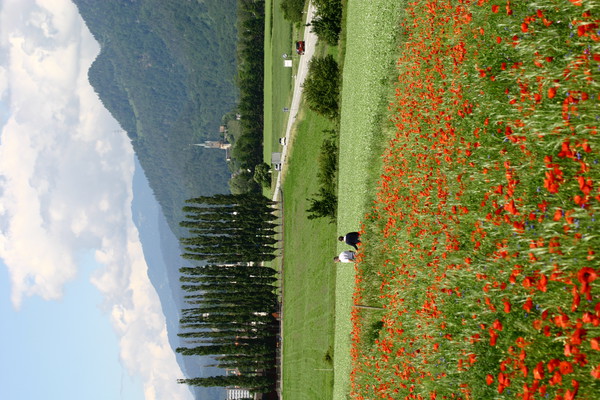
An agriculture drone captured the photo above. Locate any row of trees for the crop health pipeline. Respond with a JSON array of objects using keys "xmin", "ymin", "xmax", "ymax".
[
  {"xmin": 228, "ymin": 0, "xmax": 267, "ymax": 194},
  {"xmin": 176, "ymin": 194, "xmax": 280, "ymax": 394},
  {"xmin": 303, "ymin": 54, "xmax": 341, "ymax": 222}
]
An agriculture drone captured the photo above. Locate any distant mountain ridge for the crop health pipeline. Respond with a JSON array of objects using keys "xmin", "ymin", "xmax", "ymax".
[{"xmin": 72, "ymin": 0, "xmax": 239, "ymax": 237}]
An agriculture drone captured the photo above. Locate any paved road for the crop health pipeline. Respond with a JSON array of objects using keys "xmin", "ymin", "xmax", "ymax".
[{"xmin": 272, "ymin": 2, "xmax": 318, "ymax": 202}]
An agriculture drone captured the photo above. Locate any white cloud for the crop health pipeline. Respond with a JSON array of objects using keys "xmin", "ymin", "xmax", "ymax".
[
  {"xmin": 0, "ymin": 1, "xmax": 193, "ymax": 399},
  {"xmin": 0, "ymin": 65, "xmax": 7, "ymax": 97}
]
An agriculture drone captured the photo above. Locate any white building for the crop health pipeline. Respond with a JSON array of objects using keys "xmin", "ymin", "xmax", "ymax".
[{"xmin": 225, "ymin": 387, "xmax": 251, "ymax": 400}]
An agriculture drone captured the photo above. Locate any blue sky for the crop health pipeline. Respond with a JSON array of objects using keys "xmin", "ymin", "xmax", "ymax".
[
  {"xmin": 0, "ymin": 1, "xmax": 193, "ymax": 399},
  {"xmin": 0, "ymin": 257, "xmax": 144, "ymax": 400}
]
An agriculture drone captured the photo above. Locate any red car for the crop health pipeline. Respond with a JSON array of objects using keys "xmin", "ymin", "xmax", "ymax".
[{"xmin": 296, "ymin": 41, "xmax": 305, "ymax": 55}]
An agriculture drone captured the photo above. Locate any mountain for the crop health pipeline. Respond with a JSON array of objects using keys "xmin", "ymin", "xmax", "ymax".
[{"xmin": 72, "ymin": 0, "xmax": 239, "ymax": 237}]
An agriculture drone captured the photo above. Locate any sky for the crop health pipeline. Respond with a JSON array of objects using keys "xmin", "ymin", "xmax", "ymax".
[{"xmin": 0, "ymin": 1, "xmax": 193, "ymax": 399}]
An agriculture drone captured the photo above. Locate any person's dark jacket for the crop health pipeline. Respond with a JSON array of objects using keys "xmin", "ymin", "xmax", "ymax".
[{"xmin": 343, "ymin": 232, "xmax": 360, "ymax": 250}]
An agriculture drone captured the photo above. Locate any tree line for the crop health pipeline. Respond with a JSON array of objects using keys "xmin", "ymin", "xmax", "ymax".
[
  {"xmin": 176, "ymin": 193, "xmax": 280, "ymax": 394},
  {"xmin": 227, "ymin": 0, "xmax": 266, "ymax": 194}
]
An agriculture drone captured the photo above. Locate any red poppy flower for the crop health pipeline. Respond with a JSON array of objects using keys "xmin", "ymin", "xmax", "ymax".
[
  {"xmin": 533, "ymin": 362, "xmax": 544, "ymax": 380},
  {"xmin": 578, "ymin": 267, "xmax": 598, "ymax": 300},
  {"xmin": 523, "ymin": 297, "xmax": 533, "ymax": 312},
  {"xmin": 560, "ymin": 360, "xmax": 574, "ymax": 374},
  {"xmin": 503, "ymin": 299, "xmax": 511, "ymax": 313},
  {"xmin": 578, "ymin": 23, "xmax": 598, "ymax": 36},
  {"xmin": 489, "ymin": 329, "xmax": 499, "ymax": 346},
  {"xmin": 493, "ymin": 319, "xmax": 503, "ymax": 331},
  {"xmin": 504, "ymin": 199, "xmax": 518, "ymax": 215},
  {"xmin": 570, "ymin": 328, "xmax": 586, "ymax": 345},
  {"xmin": 565, "ymin": 380, "xmax": 579, "ymax": 400},
  {"xmin": 554, "ymin": 314, "xmax": 570, "ymax": 328},
  {"xmin": 578, "ymin": 267, "xmax": 598, "ymax": 285},
  {"xmin": 537, "ymin": 274, "xmax": 548, "ymax": 292}
]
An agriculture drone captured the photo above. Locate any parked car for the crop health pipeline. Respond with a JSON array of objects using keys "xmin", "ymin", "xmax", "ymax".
[{"xmin": 296, "ymin": 41, "xmax": 305, "ymax": 55}]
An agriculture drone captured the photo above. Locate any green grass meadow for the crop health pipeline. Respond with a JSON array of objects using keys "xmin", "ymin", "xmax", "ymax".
[
  {"xmin": 273, "ymin": 0, "xmax": 408, "ymax": 398},
  {"xmin": 281, "ymin": 107, "xmax": 338, "ymax": 399},
  {"xmin": 333, "ymin": 1, "xmax": 406, "ymax": 398},
  {"xmin": 264, "ymin": 0, "xmax": 295, "ymax": 162},
  {"xmin": 273, "ymin": 0, "xmax": 600, "ymax": 398}
]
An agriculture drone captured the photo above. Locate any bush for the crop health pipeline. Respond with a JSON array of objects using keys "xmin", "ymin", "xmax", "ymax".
[
  {"xmin": 280, "ymin": 0, "xmax": 306, "ymax": 23},
  {"xmin": 229, "ymin": 170, "xmax": 261, "ymax": 194},
  {"xmin": 364, "ymin": 320, "xmax": 384, "ymax": 345},
  {"xmin": 306, "ymin": 189, "xmax": 337, "ymax": 222},
  {"xmin": 306, "ymin": 130, "xmax": 338, "ymax": 222},
  {"xmin": 303, "ymin": 55, "xmax": 340, "ymax": 119},
  {"xmin": 310, "ymin": 0, "xmax": 342, "ymax": 45},
  {"xmin": 253, "ymin": 162, "xmax": 272, "ymax": 188},
  {"xmin": 316, "ymin": 130, "xmax": 338, "ymax": 192}
]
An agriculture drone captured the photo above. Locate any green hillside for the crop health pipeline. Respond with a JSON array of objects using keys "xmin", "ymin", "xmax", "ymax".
[{"xmin": 73, "ymin": 0, "xmax": 239, "ymax": 235}]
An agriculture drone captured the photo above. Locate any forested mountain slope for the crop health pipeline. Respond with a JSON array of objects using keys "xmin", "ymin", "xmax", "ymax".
[{"xmin": 73, "ymin": 0, "xmax": 239, "ymax": 236}]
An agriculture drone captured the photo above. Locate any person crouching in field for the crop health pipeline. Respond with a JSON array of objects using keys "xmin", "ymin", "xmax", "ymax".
[
  {"xmin": 338, "ymin": 232, "xmax": 360, "ymax": 250},
  {"xmin": 334, "ymin": 250, "xmax": 356, "ymax": 263}
]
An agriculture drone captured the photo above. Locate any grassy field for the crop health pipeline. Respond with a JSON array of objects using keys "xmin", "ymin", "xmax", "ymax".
[
  {"xmin": 281, "ymin": 106, "xmax": 338, "ymax": 399},
  {"xmin": 273, "ymin": 0, "xmax": 408, "ymax": 398},
  {"xmin": 350, "ymin": 1, "xmax": 600, "ymax": 399},
  {"xmin": 334, "ymin": 1, "xmax": 406, "ymax": 398},
  {"xmin": 273, "ymin": 0, "xmax": 600, "ymax": 399},
  {"xmin": 264, "ymin": 5, "xmax": 341, "ymax": 398},
  {"xmin": 264, "ymin": 0, "xmax": 294, "ymax": 163}
]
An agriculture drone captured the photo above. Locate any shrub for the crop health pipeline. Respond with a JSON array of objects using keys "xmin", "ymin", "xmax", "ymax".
[
  {"xmin": 306, "ymin": 189, "xmax": 337, "ymax": 222},
  {"xmin": 253, "ymin": 162, "xmax": 272, "ymax": 188},
  {"xmin": 303, "ymin": 55, "xmax": 340, "ymax": 119},
  {"xmin": 311, "ymin": 0, "xmax": 342, "ymax": 45},
  {"xmin": 306, "ymin": 129, "xmax": 338, "ymax": 222},
  {"xmin": 229, "ymin": 170, "xmax": 261, "ymax": 194},
  {"xmin": 280, "ymin": 0, "xmax": 306, "ymax": 23}
]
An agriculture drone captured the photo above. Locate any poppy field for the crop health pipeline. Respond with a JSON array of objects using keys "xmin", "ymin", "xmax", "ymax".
[{"xmin": 350, "ymin": 0, "xmax": 600, "ymax": 399}]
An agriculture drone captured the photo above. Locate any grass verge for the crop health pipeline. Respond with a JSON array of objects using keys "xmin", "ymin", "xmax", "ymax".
[
  {"xmin": 264, "ymin": 0, "xmax": 294, "ymax": 165},
  {"xmin": 281, "ymin": 106, "xmax": 337, "ymax": 399},
  {"xmin": 334, "ymin": 0, "xmax": 406, "ymax": 398}
]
